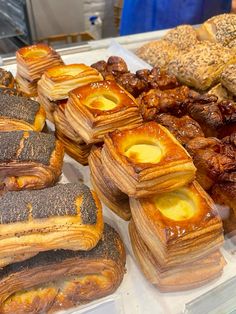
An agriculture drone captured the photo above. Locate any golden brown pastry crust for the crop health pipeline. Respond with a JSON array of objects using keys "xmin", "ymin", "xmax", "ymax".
[
  {"xmin": 102, "ymin": 122, "xmax": 196, "ymax": 197},
  {"xmin": 0, "ymin": 183, "xmax": 103, "ymax": 267},
  {"xmin": 65, "ymin": 80, "xmax": 143, "ymax": 144},
  {"xmin": 130, "ymin": 181, "xmax": 224, "ymax": 269},
  {"xmin": 0, "ymin": 131, "xmax": 64, "ymax": 190},
  {"xmin": 89, "ymin": 147, "xmax": 131, "ymax": 220},
  {"xmin": 0, "ymin": 68, "xmax": 14, "ymax": 88},
  {"xmin": 221, "ymin": 64, "xmax": 236, "ymax": 96},
  {"xmin": 0, "ymin": 224, "xmax": 125, "ymax": 314}
]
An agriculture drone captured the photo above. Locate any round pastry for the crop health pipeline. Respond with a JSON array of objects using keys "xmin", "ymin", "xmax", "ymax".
[
  {"xmin": 0, "ymin": 68, "xmax": 14, "ymax": 88},
  {"xmin": 136, "ymin": 39, "xmax": 179, "ymax": 70},
  {"xmin": 221, "ymin": 64, "xmax": 236, "ymax": 96},
  {"xmin": 163, "ymin": 25, "xmax": 198, "ymax": 51}
]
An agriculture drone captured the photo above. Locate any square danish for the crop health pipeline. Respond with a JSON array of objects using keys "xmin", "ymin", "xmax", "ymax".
[
  {"xmin": 65, "ymin": 80, "xmax": 143, "ymax": 144},
  {"xmin": 102, "ymin": 121, "xmax": 196, "ymax": 197},
  {"xmin": 38, "ymin": 64, "xmax": 103, "ymax": 121},
  {"xmin": 130, "ymin": 180, "xmax": 224, "ymax": 269}
]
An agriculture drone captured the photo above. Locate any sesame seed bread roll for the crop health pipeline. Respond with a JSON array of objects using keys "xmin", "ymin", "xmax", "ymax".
[{"xmin": 221, "ymin": 64, "xmax": 236, "ymax": 96}]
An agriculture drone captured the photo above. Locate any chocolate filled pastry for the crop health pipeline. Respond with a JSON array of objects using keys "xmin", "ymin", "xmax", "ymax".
[
  {"xmin": 0, "ymin": 68, "xmax": 14, "ymax": 88},
  {"xmin": 156, "ymin": 114, "xmax": 204, "ymax": 146},
  {"xmin": 0, "ymin": 183, "xmax": 103, "ymax": 268},
  {"xmin": 136, "ymin": 39, "xmax": 180, "ymax": 70},
  {"xmin": 0, "ymin": 94, "xmax": 46, "ymax": 132},
  {"xmin": 0, "ymin": 223, "xmax": 125, "ymax": 314},
  {"xmin": 38, "ymin": 64, "xmax": 103, "ymax": 121},
  {"xmin": 129, "ymin": 180, "xmax": 224, "ymax": 269},
  {"xmin": 129, "ymin": 220, "xmax": 225, "ymax": 292},
  {"xmin": 221, "ymin": 64, "xmax": 236, "ymax": 96},
  {"xmin": 16, "ymin": 44, "xmax": 63, "ymax": 96},
  {"xmin": 54, "ymin": 103, "xmax": 91, "ymax": 165},
  {"xmin": 168, "ymin": 41, "xmax": 236, "ymax": 90},
  {"xmin": 197, "ymin": 14, "xmax": 236, "ymax": 47},
  {"xmin": 163, "ymin": 24, "xmax": 199, "ymax": 51},
  {"xmin": 0, "ymin": 131, "xmax": 64, "ymax": 190},
  {"xmin": 186, "ymin": 136, "xmax": 236, "ymax": 190},
  {"xmin": 65, "ymin": 80, "xmax": 143, "ymax": 144},
  {"xmin": 89, "ymin": 147, "xmax": 131, "ymax": 221},
  {"xmin": 101, "ymin": 122, "xmax": 196, "ymax": 198}
]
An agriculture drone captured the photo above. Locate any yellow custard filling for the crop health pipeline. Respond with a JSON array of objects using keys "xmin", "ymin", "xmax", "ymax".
[
  {"xmin": 25, "ymin": 50, "xmax": 48, "ymax": 58},
  {"xmin": 86, "ymin": 94, "xmax": 118, "ymax": 110},
  {"xmin": 124, "ymin": 143, "xmax": 162, "ymax": 163}
]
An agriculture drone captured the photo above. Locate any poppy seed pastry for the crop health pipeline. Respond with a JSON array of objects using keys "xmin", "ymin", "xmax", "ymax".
[
  {"xmin": 0, "ymin": 224, "xmax": 125, "ymax": 314},
  {"xmin": 130, "ymin": 181, "xmax": 224, "ymax": 269},
  {"xmin": 168, "ymin": 41, "xmax": 236, "ymax": 90},
  {"xmin": 0, "ymin": 131, "xmax": 64, "ymax": 190},
  {"xmin": 0, "ymin": 182, "xmax": 103, "ymax": 268},
  {"xmin": 129, "ymin": 220, "xmax": 225, "ymax": 292},
  {"xmin": 89, "ymin": 147, "xmax": 131, "ymax": 221},
  {"xmin": 163, "ymin": 24, "xmax": 199, "ymax": 51},
  {"xmin": 0, "ymin": 94, "xmax": 46, "ymax": 132},
  {"xmin": 65, "ymin": 80, "xmax": 143, "ymax": 144},
  {"xmin": 101, "ymin": 122, "xmax": 196, "ymax": 198},
  {"xmin": 221, "ymin": 64, "xmax": 236, "ymax": 96},
  {"xmin": 197, "ymin": 14, "xmax": 236, "ymax": 47}
]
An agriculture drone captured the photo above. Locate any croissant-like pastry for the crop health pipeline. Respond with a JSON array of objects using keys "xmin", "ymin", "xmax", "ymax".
[
  {"xmin": 38, "ymin": 64, "xmax": 103, "ymax": 120},
  {"xmin": 156, "ymin": 114, "xmax": 204, "ymax": 146},
  {"xmin": 0, "ymin": 183, "xmax": 103, "ymax": 267},
  {"xmin": 0, "ymin": 68, "xmax": 14, "ymax": 88},
  {"xmin": 89, "ymin": 147, "xmax": 131, "ymax": 220},
  {"xmin": 130, "ymin": 181, "xmax": 224, "ymax": 269},
  {"xmin": 65, "ymin": 80, "xmax": 143, "ymax": 144},
  {"xmin": 0, "ymin": 94, "xmax": 46, "ymax": 132},
  {"xmin": 129, "ymin": 220, "xmax": 225, "ymax": 292},
  {"xmin": 168, "ymin": 41, "xmax": 236, "ymax": 90},
  {"xmin": 0, "ymin": 223, "xmax": 125, "ymax": 314},
  {"xmin": 102, "ymin": 122, "xmax": 196, "ymax": 198},
  {"xmin": 0, "ymin": 131, "xmax": 64, "ymax": 190}
]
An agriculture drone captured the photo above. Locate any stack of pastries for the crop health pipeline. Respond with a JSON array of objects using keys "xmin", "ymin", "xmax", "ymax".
[
  {"xmin": 0, "ymin": 183, "xmax": 126, "ymax": 313},
  {"xmin": 16, "ymin": 44, "xmax": 63, "ymax": 96},
  {"xmin": 37, "ymin": 64, "xmax": 103, "ymax": 121}
]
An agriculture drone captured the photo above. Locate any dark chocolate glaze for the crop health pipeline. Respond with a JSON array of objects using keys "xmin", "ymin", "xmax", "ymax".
[
  {"xmin": 0, "ymin": 94, "xmax": 40, "ymax": 124},
  {"xmin": 0, "ymin": 183, "xmax": 97, "ymax": 224},
  {"xmin": 18, "ymin": 132, "xmax": 55, "ymax": 165},
  {"xmin": 0, "ymin": 224, "xmax": 123, "ymax": 280},
  {"xmin": 0, "ymin": 131, "xmax": 23, "ymax": 162}
]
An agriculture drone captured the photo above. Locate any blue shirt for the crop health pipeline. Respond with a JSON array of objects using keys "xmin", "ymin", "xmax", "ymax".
[{"xmin": 120, "ymin": 0, "xmax": 232, "ymax": 35}]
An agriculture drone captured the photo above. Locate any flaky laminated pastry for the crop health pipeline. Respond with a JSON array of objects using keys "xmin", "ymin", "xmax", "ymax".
[
  {"xmin": 0, "ymin": 94, "xmax": 46, "ymax": 132},
  {"xmin": 65, "ymin": 80, "xmax": 143, "ymax": 144},
  {"xmin": 102, "ymin": 122, "xmax": 196, "ymax": 197},
  {"xmin": 129, "ymin": 220, "xmax": 225, "ymax": 292},
  {"xmin": 89, "ymin": 147, "xmax": 131, "ymax": 221},
  {"xmin": 130, "ymin": 181, "xmax": 224, "ymax": 269},
  {"xmin": 0, "ymin": 224, "xmax": 125, "ymax": 314},
  {"xmin": 0, "ymin": 183, "xmax": 103, "ymax": 268},
  {"xmin": 0, "ymin": 131, "xmax": 64, "ymax": 190}
]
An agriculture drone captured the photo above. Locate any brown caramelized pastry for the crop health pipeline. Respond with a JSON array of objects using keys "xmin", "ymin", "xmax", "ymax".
[
  {"xmin": 168, "ymin": 41, "xmax": 236, "ymax": 90},
  {"xmin": 0, "ymin": 94, "xmax": 46, "ymax": 132},
  {"xmin": 0, "ymin": 183, "xmax": 103, "ymax": 267},
  {"xmin": 0, "ymin": 68, "xmax": 14, "ymax": 88},
  {"xmin": 163, "ymin": 25, "xmax": 199, "ymax": 51},
  {"xmin": 0, "ymin": 131, "xmax": 64, "ymax": 190},
  {"xmin": 102, "ymin": 122, "xmax": 196, "ymax": 198},
  {"xmin": 89, "ymin": 147, "xmax": 131, "ymax": 221},
  {"xmin": 197, "ymin": 14, "xmax": 236, "ymax": 47},
  {"xmin": 0, "ymin": 223, "xmax": 125, "ymax": 314},
  {"xmin": 156, "ymin": 114, "xmax": 204, "ymax": 146},
  {"xmin": 129, "ymin": 180, "xmax": 224, "ymax": 269},
  {"xmin": 221, "ymin": 64, "xmax": 236, "ymax": 96},
  {"xmin": 137, "ymin": 86, "xmax": 191, "ymax": 121},
  {"xmin": 37, "ymin": 64, "xmax": 103, "ymax": 121},
  {"xmin": 129, "ymin": 220, "xmax": 225, "ymax": 292},
  {"xmin": 65, "ymin": 80, "xmax": 143, "ymax": 144},
  {"xmin": 136, "ymin": 39, "xmax": 180, "ymax": 70},
  {"xmin": 0, "ymin": 87, "xmax": 24, "ymax": 97},
  {"xmin": 207, "ymin": 83, "xmax": 233, "ymax": 101},
  {"xmin": 54, "ymin": 103, "xmax": 91, "ymax": 165},
  {"xmin": 212, "ymin": 182, "xmax": 236, "ymax": 215},
  {"xmin": 186, "ymin": 136, "xmax": 236, "ymax": 190}
]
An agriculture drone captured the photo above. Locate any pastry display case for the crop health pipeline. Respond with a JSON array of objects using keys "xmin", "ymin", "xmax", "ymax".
[{"xmin": 1, "ymin": 27, "xmax": 236, "ymax": 314}]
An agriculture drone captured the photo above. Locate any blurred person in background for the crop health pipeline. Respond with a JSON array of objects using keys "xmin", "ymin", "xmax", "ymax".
[{"xmin": 120, "ymin": 0, "xmax": 232, "ymax": 36}]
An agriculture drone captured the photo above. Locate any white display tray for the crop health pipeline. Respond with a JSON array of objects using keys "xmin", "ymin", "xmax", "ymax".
[{"xmin": 4, "ymin": 41, "xmax": 236, "ymax": 314}]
